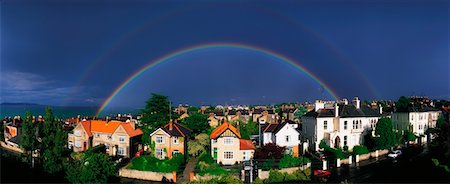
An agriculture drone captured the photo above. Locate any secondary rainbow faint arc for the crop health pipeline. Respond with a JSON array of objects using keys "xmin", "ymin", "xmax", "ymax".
[{"xmin": 96, "ymin": 43, "xmax": 340, "ymax": 116}]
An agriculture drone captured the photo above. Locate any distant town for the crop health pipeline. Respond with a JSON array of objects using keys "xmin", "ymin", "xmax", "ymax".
[{"xmin": 1, "ymin": 95, "xmax": 449, "ymax": 183}]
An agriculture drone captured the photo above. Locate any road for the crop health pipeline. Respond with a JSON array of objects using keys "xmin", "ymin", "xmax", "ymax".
[{"xmin": 326, "ymin": 148, "xmax": 449, "ymax": 183}]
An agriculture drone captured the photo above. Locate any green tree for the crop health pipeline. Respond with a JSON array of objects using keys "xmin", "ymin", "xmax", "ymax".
[
  {"xmin": 404, "ymin": 130, "xmax": 416, "ymax": 142},
  {"xmin": 187, "ymin": 106, "xmax": 199, "ymax": 114},
  {"xmin": 395, "ymin": 96, "xmax": 411, "ymax": 112},
  {"xmin": 188, "ymin": 133, "xmax": 209, "ymax": 157},
  {"xmin": 375, "ymin": 117, "xmax": 396, "ymax": 149},
  {"xmin": 41, "ymin": 107, "xmax": 68, "ymax": 174},
  {"xmin": 183, "ymin": 113, "xmax": 209, "ymax": 135},
  {"xmin": 294, "ymin": 106, "xmax": 308, "ymax": 120},
  {"xmin": 140, "ymin": 93, "xmax": 171, "ymax": 145},
  {"xmin": 65, "ymin": 149, "xmax": 116, "ymax": 183},
  {"xmin": 20, "ymin": 111, "xmax": 38, "ymax": 163},
  {"xmin": 0, "ymin": 119, "xmax": 4, "ymax": 141}
]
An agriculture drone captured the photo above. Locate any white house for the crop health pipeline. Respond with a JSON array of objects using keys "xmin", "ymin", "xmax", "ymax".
[
  {"xmin": 392, "ymin": 107, "xmax": 441, "ymax": 144},
  {"xmin": 301, "ymin": 97, "xmax": 381, "ymax": 152},
  {"xmin": 262, "ymin": 120, "xmax": 301, "ymax": 156}
]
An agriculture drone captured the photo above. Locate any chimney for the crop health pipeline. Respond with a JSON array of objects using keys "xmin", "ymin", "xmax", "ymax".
[
  {"xmin": 169, "ymin": 120, "xmax": 173, "ymax": 131},
  {"xmin": 379, "ymin": 105, "xmax": 383, "ymax": 115},
  {"xmin": 237, "ymin": 121, "xmax": 240, "ymax": 133},
  {"xmin": 353, "ymin": 97, "xmax": 360, "ymax": 109},
  {"xmin": 315, "ymin": 100, "xmax": 325, "ymax": 111},
  {"xmin": 335, "ymin": 103, "xmax": 339, "ymax": 117}
]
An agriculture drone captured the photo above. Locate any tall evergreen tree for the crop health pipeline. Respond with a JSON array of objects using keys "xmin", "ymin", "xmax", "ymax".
[
  {"xmin": 20, "ymin": 111, "xmax": 38, "ymax": 163},
  {"xmin": 140, "ymin": 93, "xmax": 171, "ymax": 145},
  {"xmin": 41, "ymin": 107, "xmax": 67, "ymax": 173},
  {"xmin": 375, "ymin": 117, "xmax": 396, "ymax": 149}
]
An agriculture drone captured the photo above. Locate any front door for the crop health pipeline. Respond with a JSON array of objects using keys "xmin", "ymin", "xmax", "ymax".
[
  {"xmin": 334, "ymin": 136, "xmax": 340, "ymax": 148},
  {"xmin": 83, "ymin": 142, "xmax": 87, "ymax": 151}
]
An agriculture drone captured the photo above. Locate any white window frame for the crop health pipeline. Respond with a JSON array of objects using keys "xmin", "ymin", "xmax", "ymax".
[
  {"xmin": 224, "ymin": 151, "xmax": 233, "ymax": 160},
  {"xmin": 68, "ymin": 141, "xmax": 74, "ymax": 149},
  {"xmin": 173, "ymin": 136, "xmax": 179, "ymax": 144},
  {"xmin": 118, "ymin": 147, "xmax": 125, "ymax": 156},
  {"xmin": 172, "ymin": 150, "xmax": 180, "ymax": 156},
  {"xmin": 118, "ymin": 136, "xmax": 126, "ymax": 143},
  {"xmin": 224, "ymin": 137, "xmax": 233, "ymax": 145},
  {"xmin": 285, "ymin": 135, "xmax": 290, "ymax": 143},
  {"xmin": 75, "ymin": 140, "xmax": 81, "ymax": 148},
  {"xmin": 95, "ymin": 133, "xmax": 100, "ymax": 138},
  {"xmin": 156, "ymin": 148, "xmax": 164, "ymax": 158},
  {"xmin": 156, "ymin": 136, "xmax": 164, "ymax": 144},
  {"xmin": 74, "ymin": 130, "xmax": 81, "ymax": 136},
  {"xmin": 324, "ymin": 121, "xmax": 328, "ymax": 130}
]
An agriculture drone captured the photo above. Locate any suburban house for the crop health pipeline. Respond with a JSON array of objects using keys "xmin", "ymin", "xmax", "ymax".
[
  {"xmin": 227, "ymin": 110, "xmax": 250, "ymax": 123},
  {"xmin": 392, "ymin": 107, "xmax": 441, "ymax": 144},
  {"xmin": 150, "ymin": 121, "xmax": 192, "ymax": 159},
  {"xmin": 213, "ymin": 110, "xmax": 227, "ymax": 121},
  {"xmin": 301, "ymin": 97, "xmax": 381, "ymax": 152},
  {"xmin": 68, "ymin": 119, "xmax": 143, "ymax": 157},
  {"xmin": 254, "ymin": 109, "xmax": 277, "ymax": 124},
  {"xmin": 262, "ymin": 120, "xmax": 301, "ymax": 156},
  {"xmin": 3, "ymin": 116, "xmax": 23, "ymax": 150},
  {"xmin": 207, "ymin": 113, "xmax": 221, "ymax": 127},
  {"xmin": 210, "ymin": 121, "xmax": 255, "ymax": 165}
]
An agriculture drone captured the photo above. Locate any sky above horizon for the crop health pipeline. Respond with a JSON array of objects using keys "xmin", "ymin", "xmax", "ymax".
[{"xmin": 1, "ymin": 0, "xmax": 449, "ymax": 109}]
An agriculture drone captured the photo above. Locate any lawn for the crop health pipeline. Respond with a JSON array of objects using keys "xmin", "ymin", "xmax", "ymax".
[{"xmin": 128, "ymin": 153, "xmax": 185, "ymax": 173}]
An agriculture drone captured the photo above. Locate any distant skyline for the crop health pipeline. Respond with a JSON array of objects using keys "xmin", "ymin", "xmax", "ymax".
[{"xmin": 1, "ymin": 0, "xmax": 448, "ymax": 109}]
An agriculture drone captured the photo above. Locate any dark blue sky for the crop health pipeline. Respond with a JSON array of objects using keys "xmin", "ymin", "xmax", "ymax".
[{"xmin": 1, "ymin": 0, "xmax": 448, "ymax": 108}]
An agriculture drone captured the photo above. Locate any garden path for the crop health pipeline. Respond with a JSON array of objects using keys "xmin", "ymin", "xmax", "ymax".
[{"xmin": 178, "ymin": 157, "xmax": 197, "ymax": 183}]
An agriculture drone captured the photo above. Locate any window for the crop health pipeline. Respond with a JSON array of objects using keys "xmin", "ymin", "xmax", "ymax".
[
  {"xmin": 213, "ymin": 139, "xmax": 217, "ymax": 144},
  {"xmin": 118, "ymin": 147, "xmax": 125, "ymax": 156},
  {"xmin": 213, "ymin": 148, "xmax": 218, "ymax": 159},
  {"xmin": 344, "ymin": 121, "xmax": 347, "ymax": 130},
  {"xmin": 107, "ymin": 135, "xmax": 112, "ymax": 140},
  {"xmin": 285, "ymin": 135, "xmax": 290, "ymax": 143},
  {"xmin": 353, "ymin": 120, "xmax": 356, "ymax": 129},
  {"xmin": 243, "ymin": 151, "xmax": 250, "ymax": 161},
  {"xmin": 224, "ymin": 137, "xmax": 233, "ymax": 145},
  {"xmin": 105, "ymin": 143, "xmax": 110, "ymax": 151},
  {"xmin": 172, "ymin": 150, "xmax": 179, "ymax": 156},
  {"xmin": 68, "ymin": 141, "xmax": 74, "ymax": 149},
  {"xmin": 95, "ymin": 133, "xmax": 100, "ymax": 138},
  {"xmin": 344, "ymin": 136, "xmax": 347, "ymax": 146},
  {"xmin": 324, "ymin": 121, "xmax": 328, "ymax": 130},
  {"xmin": 75, "ymin": 130, "xmax": 81, "ymax": 136},
  {"xmin": 156, "ymin": 136, "xmax": 164, "ymax": 144},
  {"xmin": 224, "ymin": 151, "xmax": 233, "ymax": 159},
  {"xmin": 75, "ymin": 140, "xmax": 81, "ymax": 148},
  {"xmin": 119, "ymin": 136, "xmax": 125, "ymax": 143},
  {"xmin": 173, "ymin": 136, "xmax": 179, "ymax": 144},
  {"xmin": 156, "ymin": 148, "xmax": 164, "ymax": 158}
]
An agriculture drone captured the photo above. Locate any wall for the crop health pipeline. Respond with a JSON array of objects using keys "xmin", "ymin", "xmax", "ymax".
[
  {"xmin": 258, "ymin": 164, "xmax": 310, "ymax": 180},
  {"xmin": 275, "ymin": 124, "xmax": 300, "ymax": 147},
  {"xmin": 119, "ymin": 167, "xmax": 176, "ymax": 182}
]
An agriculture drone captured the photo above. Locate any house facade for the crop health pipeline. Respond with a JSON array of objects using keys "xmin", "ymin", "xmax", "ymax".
[
  {"xmin": 68, "ymin": 119, "xmax": 143, "ymax": 157},
  {"xmin": 262, "ymin": 120, "xmax": 301, "ymax": 156},
  {"xmin": 301, "ymin": 97, "xmax": 381, "ymax": 152},
  {"xmin": 392, "ymin": 107, "xmax": 441, "ymax": 144},
  {"xmin": 210, "ymin": 121, "xmax": 255, "ymax": 165},
  {"xmin": 150, "ymin": 121, "xmax": 192, "ymax": 159}
]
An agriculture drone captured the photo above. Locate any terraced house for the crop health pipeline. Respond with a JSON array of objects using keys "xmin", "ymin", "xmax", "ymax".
[
  {"xmin": 68, "ymin": 119, "xmax": 143, "ymax": 157},
  {"xmin": 210, "ymin": 121, "xmax": 255, "ymax": 165},
  {"xmin": 150, "ymin": 121, "xmax": 192, "ymax": 159}
]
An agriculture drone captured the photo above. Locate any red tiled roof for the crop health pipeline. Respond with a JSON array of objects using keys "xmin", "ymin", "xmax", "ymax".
[
  {"xmin": 240, "ymin": 139, "xmax": 255, "ymax": 150},
  {"xmin": 80, "ymin": 120, "xmax": 92, "ymax": 137},
  {"xmin": 210, "ymin": 121, "xmax": 241, "ymax": 139},
  {"xmin": 79, "ymin": 120, "xmax": 142, "ymax": 137}
]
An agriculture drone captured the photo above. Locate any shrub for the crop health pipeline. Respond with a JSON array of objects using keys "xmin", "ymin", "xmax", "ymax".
[
  {"xmin": 253, "ymin": 178, "xmax": 264, "ymax": 184},
  {"xmin": 195, "ymin": 152, "xmax": 229, "ymax": 176},
  {"xmin": 260, "ymin": 158, "xmax": 275, "ymax": 171},
  {"xmin": 279, "ymin": 154, "xmax": 307, "ymax": 168},
  {"xmin": 353, "ymin": 145, "xmax": 369, "ymax": 155},
  {"xmin": 128, "ymin": 153, "xmax": 184, "ymax": 173},
  {"xmin": 188, "ymin": 176, "xmax": 242, "ymax": 184},
  {"xmin": 266, "ymin": 170, "xmax": 284, "ymax": 183}
]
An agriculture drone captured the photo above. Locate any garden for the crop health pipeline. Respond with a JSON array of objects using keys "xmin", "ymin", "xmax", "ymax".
[
  {"xmin": 127, "ymin": 153, "xmax": 185, "ymax": 173},
  {"xmin": 195, "ymin": 152, "xmax": 240, "ymax": 176}
]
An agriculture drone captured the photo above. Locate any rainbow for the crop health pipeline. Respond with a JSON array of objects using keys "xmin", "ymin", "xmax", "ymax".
[{"xmin": 96, "ymin": 43, "xmax": 340, "ymax": 116}]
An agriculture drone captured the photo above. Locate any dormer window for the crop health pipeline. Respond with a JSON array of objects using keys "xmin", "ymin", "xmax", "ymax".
[{"xmin": 173, "ymin": 136, "xmax": 179, "ymax": 144}]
